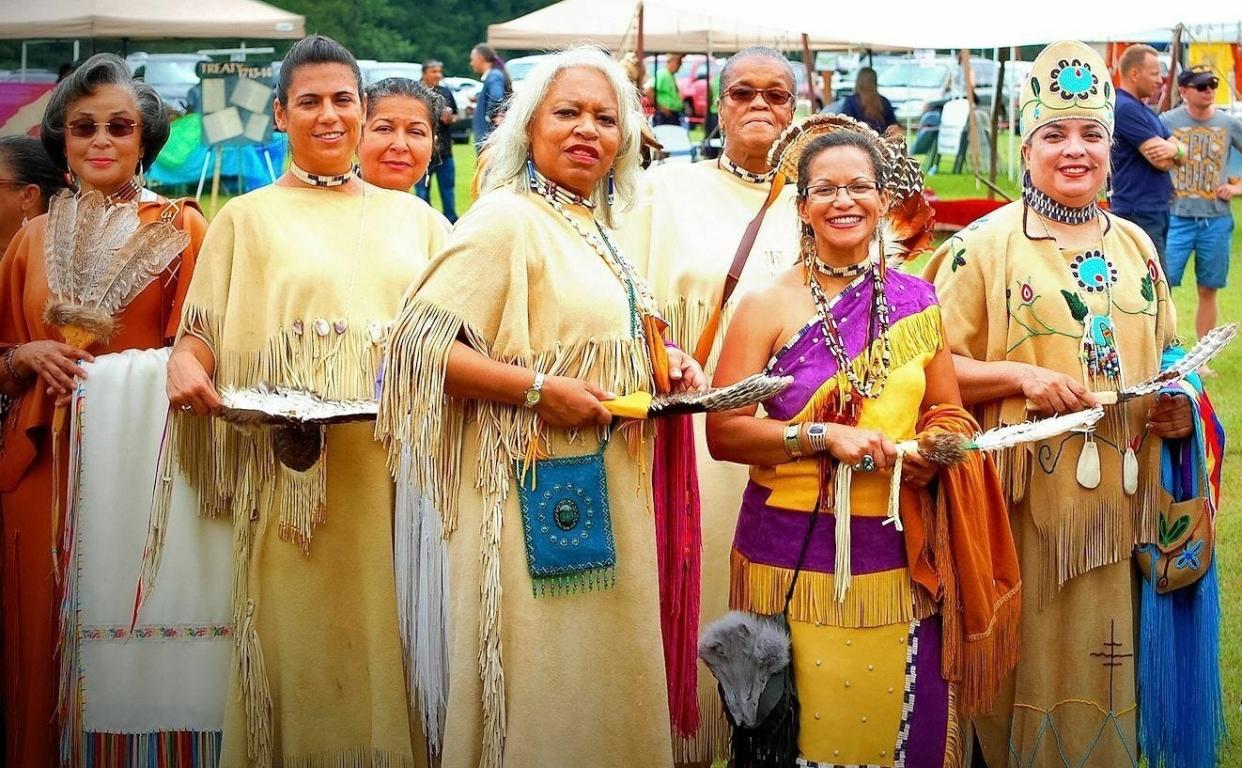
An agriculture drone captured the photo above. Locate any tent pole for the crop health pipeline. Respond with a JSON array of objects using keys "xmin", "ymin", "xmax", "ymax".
[
  {"xmin": 960, "ymin": 48, "xmax": 982, "ymax": 180},
  {"xmin": 1162, "ymin": 24, "xmax": 1184, "ymax": 112},
  {"xmin": 1008, "ymin": 45, "xmax": 1019, "ymax": 182},
  {"xmin": 73, "ymin": 40, "xmax": 80, "ymax": 63},
  {"xmin": 20, "ymin": 42, "xmax": 27, "ymax": 81},
  {"xmin": 801, "ymin": 34, "xmax": 815, "ymax": 109},
  {"xmin": 636, "ymin": 2, "xmax": 645, "ymax": 67},
  {"xmin": 988, "ymin": 48, "xmax": 1007, "ymax": 199}
]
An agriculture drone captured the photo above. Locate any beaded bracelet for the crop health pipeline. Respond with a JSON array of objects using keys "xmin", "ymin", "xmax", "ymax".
[{"xmin": 3, "ymin": 344, "xmax": 26, "ymax": 383}]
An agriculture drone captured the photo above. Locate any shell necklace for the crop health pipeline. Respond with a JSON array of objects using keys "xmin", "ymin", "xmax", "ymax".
[{"xmin": 805, "ymin": 252, "xmax": 892, "ymax": 407}]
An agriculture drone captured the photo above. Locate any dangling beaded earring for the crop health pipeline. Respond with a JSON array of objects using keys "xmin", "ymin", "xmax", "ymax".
[
  {"xmin": 526, "ymin": 156, "xmax": 537, "ymax": 187},
  {"xmin": 137, "ymin": 161, "xmax": 146, "ymax": 189},
  {"xmin": 606, "ymin": 169, "xmax": 615, "ymax": 206},
  {"xmin": 1022, "ymin": 168, "xmax": 1033, "ymax": 191},
  {"xmin": 67, "ymin": 169, "xmax": 78, "ymax": 191},
  {"xmin": 799, "ymin": 222, "xmax": 816, "ymax": 276}
]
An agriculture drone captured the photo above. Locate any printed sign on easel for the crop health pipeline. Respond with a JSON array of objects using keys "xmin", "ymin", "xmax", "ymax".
[{"xmin": 193, "ymin": 61, "xmax": 278, "ymax": 205}]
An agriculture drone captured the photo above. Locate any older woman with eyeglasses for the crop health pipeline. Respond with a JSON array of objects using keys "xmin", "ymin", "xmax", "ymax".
[
  {"xmin": 378, "ymin": 46, "xmax": 703, "ymax": 768},
  {"xmin": 619, "ymin": 44, "xmax": 801, "ymax": 759},
  {"xmin": 0, "ymin": 52, "xmax": 206, "ymax": 768}
]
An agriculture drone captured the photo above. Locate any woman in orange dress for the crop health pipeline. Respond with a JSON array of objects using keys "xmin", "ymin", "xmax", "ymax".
[{"xmin": 0, "ymin": 53, "xmax": 205, "ymax": 767}]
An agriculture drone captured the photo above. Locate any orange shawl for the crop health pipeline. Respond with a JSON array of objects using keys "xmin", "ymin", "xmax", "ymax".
[{"xmin": 902, "ymin": 403, "xmax": 1022, "ymax": 715}]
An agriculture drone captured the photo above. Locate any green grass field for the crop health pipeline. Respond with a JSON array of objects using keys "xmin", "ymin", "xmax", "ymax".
[{"xmin": 195, "ymin": 134, "xmax": 1242, "ymax": 763}]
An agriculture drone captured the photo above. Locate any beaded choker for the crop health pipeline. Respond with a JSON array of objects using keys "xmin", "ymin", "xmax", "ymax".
[
  {"xmin": 719, "ymin": 154, "xmax": 775, "ymax": 184},
  {"xmin": 526, "ymin": 159, "xmax": 596, "ymax": 209},
  {"xmin": 102, "ymin": 177, "xmax": 140, "ymax": 205},
  {"xmin": 809, "ymin": 255, "xmax": 873, "ymax": 278},
  {"xmin": 1022, "ymin": 183, "xmax": 1099, "ymax": 225},
  {"xmin": 290, "ymin": 162, "xmax": 358, "ymax": 188}
]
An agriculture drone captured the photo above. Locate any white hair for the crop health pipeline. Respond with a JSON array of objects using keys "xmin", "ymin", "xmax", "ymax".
[{"xmin": 477, "ymin": 46, "xmax": 643, "ymax": 228}]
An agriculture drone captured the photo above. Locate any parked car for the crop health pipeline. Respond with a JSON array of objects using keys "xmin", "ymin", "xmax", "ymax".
[
  {"xmin": 359, "ymin": 60, "xmax": 424, "ymax": 85},
  {"xmin": 506, "ymin": 54, "xmax": 556, "ymax": 93},
  {"xmin": 642, "ymin": 54, "xmax": 726, "ymax": 124},
  {"xmin": 442, "ymin": 75, "xmax": 481, "ymax": 144},
  {"xmin": 876, "ymin": 57, "xmax": 998, "ymax": 125},
  {"xmin": 127, "ymin": 52, "xmax": 209, "ymax": 113}
]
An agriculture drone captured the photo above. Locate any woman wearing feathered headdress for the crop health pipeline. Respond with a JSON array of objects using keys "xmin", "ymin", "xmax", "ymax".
[
  {"xmin": 0, "ymin": 53, "xmax": 207, "ymax": 767},
  {"xmin": 707, "ymin": 115, "xmax": 1019, "ymax": 767},
  {"xmin": 924, "ymin": 41, "xmax": 1221, "ymax": 768}
]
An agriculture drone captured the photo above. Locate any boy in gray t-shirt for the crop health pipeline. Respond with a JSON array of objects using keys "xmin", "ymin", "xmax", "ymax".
[{"xmin": 1159, "ymin": 65, "xmax": 1242, "ymax": 347}]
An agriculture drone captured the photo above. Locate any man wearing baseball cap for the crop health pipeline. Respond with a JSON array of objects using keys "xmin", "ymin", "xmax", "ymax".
[{"xmin": 1160, "ymin": 64, "xmax": 1242, "ymax": 353}]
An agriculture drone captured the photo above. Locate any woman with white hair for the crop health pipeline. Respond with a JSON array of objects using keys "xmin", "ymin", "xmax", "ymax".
[{"xmin": 378, "ymin": 47, "xmax": 703, "ymax": 768}]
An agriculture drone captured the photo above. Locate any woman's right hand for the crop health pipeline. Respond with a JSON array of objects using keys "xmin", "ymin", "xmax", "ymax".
[
  {"xmin": 823, "ymin": 423, "xmax": 899, "ymax": 471},
  {"xmin": 10, "ymin": 340, "xmax": 94, "ymax": 397},
  {"xmin": 535, "ymin": 375, "xmax": 613, "ymax": 429},
  {"xmin": 167, "ymin": 348, "xmax": 221, "ymax": 416},
  {"xmin": 1020, "ymin": 365, "xmax": 1097, "ymax": 414}
]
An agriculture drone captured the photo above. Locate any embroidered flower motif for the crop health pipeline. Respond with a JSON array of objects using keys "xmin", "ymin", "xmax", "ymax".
[
  {"xmin": 1146, "ymin": 258, "xmax": 1160, "ymax": 282},
  {"xmin": 1070, "ymin": 250, "xmax": 1117, "ymax": 293},
  {"xmin": 1049, "ymin": 58, "xmax": 1100, "ymax": 101},
  {"xmin": 1176, "ymin": 539, "xmax": 1204, "ymax": 570},
  {"xmin": 1019, "ymin": 281, "xmax": 1035, "ymax": 303}
]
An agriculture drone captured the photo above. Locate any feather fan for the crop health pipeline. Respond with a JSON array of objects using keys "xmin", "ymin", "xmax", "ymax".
[
  {"xmin": 898, "ymin": 407, "xmax": 1105, "ymax": 466},
  {"xmin": 217, "ymin": 386, "xmax": 378, "ymax": 426},
  {"xmin": 602, "ymin": 374, "xmax": 792, "ymax": 419},
  {"xmin": 41, "ymin": 190, "xmax": 188, "ymax": 347},
  {"xmin": 1096, "ymin": 323, "xmax": 1237, "ymax": 404}
]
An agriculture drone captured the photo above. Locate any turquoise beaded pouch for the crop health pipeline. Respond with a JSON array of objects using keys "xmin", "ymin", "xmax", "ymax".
[{"xmin": 515, "ymin": 432, "xmax": 616, "ymax": 597}]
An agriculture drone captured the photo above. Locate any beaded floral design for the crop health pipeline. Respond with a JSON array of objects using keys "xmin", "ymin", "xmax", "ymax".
[
  {"xmin": 1049, "ymin": 58, "xmax": 1100, "ymax": 101},
  {"xmin": 1070, "ymin": 250, "xmax": 1118, "ymax": 293}
]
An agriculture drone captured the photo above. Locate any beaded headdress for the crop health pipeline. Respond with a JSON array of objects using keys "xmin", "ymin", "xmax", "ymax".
[
  {"xmin": 768, "ymin": 113, "xmax": 934, "ymax": 260},
  {"xmin": 1020, "ymin": 40, "xmax": 1114, "ymax": 140}
]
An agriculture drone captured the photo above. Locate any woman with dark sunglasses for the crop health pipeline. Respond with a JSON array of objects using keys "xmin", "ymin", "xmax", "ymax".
[
  {"xmin": 0, "ymin": 52, "xmax": 206, "ymax": 767},
  {"xmin": 619, "ymin": 45, "xmax": 802, "ymax": 762}
]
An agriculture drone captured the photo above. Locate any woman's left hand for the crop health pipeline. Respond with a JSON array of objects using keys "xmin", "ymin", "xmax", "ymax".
[
  {"xmin": 901, "ymin": 449, "xmax": 940, "ymax": 487},
  {"xmin": 1147, "ymin": 392, "xmax": 1193, "ymax": 439},
  {"xmin": 666, "ymin": 346, "xmax": 707, "ymax": 393}
]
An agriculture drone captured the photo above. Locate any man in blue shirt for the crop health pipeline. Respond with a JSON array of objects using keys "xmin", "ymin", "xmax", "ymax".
[
  {"xmin": 1110, "ymin": 44, "xmax": 1184, "ymax": 274},
  {"xmin": 470, "ymin": 43, "xmax": 510, "ymax": 152}
]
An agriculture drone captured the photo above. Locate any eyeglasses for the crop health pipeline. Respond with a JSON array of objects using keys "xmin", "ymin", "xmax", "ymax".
[
  {"xmin": 722, "ymin": 86, "xmax": 795, "ymax": 107},
  {"xmin": 1193, "ymin": 79, "xmax": 1220, "ymax": 92},
  {"xmin": 802, "ymin": 180, "xmax": 880, "ymax": 201},
  {"xmin": 65, "ymin": 118, "xmax": 140, "ymax": 139}
]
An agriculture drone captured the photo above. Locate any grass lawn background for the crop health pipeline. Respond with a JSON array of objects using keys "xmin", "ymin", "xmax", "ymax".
[{"xmin": 192, "ymin": 130, "xmax": 1242, "ymax": 764}]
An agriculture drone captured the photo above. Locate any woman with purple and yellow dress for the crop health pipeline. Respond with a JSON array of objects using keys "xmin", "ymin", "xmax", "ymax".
[{"xmin": 708, "ymin": 118, "xmax": 1021, "ymax": 767}]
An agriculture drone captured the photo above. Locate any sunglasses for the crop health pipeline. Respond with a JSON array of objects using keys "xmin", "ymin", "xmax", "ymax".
[
  {"xmin": 722, "ymin": 86, "xmax": 795, "ymax": 107},
  {"xmin": 66, "ymin": 118, "xmax": 140, "ymax": 139},
  {"xmin": 1193, "ymin": 79, "xmax": 1220, "ymax": 92}
]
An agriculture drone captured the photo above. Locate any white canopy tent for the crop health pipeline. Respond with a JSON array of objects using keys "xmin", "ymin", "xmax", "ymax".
[
  {"xmin": 653, "ymin": 0, "xmax": 1241, "ymax": 49},
  {"xmin": 486, "ymin": 0, "xmax": 854, "ymax": 54},
  {"xmin": 0, "ymin": 0, "xmax": 305, "ymax": 40}
]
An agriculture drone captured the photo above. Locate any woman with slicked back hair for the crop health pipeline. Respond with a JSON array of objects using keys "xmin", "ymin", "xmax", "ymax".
[{"xmin": 162, "ymin": 34, "xmax": 449, "ymax": 767}]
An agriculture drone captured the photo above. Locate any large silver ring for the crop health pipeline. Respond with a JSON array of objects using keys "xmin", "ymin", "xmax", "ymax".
[{"xmin": 855, "ymin": 454, "xmax": 876, "ymax": 473}]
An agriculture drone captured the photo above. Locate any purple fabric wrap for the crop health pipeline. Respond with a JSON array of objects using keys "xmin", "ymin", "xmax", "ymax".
[
  {"xmin": 905, "ymin": 616, "xmax": 950, "ymax": 766},
  {"xmin": 764, "ymin": 270, "xmax": 938, "ymax": 421}
]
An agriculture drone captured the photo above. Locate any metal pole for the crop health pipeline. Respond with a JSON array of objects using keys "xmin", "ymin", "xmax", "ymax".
[
  {"xmin": 1008, "ymin": 45, "xmax": 1019, "ymax": 182},
  {"xmin": 20, "ymin": 42, "xmax": 27, "ymax": 82}
]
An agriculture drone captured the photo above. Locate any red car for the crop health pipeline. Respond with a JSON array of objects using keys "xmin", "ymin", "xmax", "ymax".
[{"xmin": 643, "ymin": 54, "xmax": 726, "ymax": 124}]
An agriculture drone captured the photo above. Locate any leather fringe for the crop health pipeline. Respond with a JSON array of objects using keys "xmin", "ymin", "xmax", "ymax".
[
  {"xmin": 375, "ymin": 298, "xmax": 654, "ymax": 768},
  {"xmin": 730, "ymin": 550, "xmax": 934, "ymax": 629}
]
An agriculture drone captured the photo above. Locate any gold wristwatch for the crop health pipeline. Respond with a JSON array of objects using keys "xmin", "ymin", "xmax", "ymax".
[{"xmin": 523, "ymin": 371, "xmax": 545, "ymax": 408}]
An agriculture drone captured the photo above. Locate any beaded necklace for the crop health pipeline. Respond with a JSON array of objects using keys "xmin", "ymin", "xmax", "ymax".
[
  {"xmin": 101, "ymin": 177, "xmax": 140, "ymax": 205},
  {"xmin": 1022, "ymin": 182, "xmax": 1100, "ymax": 225},
  {"xmin": 719, "ymin": 154, "xmax": 776, "ymax": 184},
  {"xmin": 805, "ymin": 256, "xmax": 892, "ymax": 403},
  {"xmin": 527, "ymin": 163, "xmax": 656, "ymax": 339},
  {"xmin": 290, "ymin": 162, "xmax": 359, "ymax": 188}
]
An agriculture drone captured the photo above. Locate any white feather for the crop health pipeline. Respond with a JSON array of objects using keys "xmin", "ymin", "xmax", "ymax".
[
  {"xmin": 1117, "ymin": 323, "xmax": 1238, "ymax": 400},
  {"xmin": 217, "ymin": 386, "xmax": 377, "ymax": 424},
  {"xmin": 968, "ymin": 407, "xmax": 1105, "ymax": 453}
]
